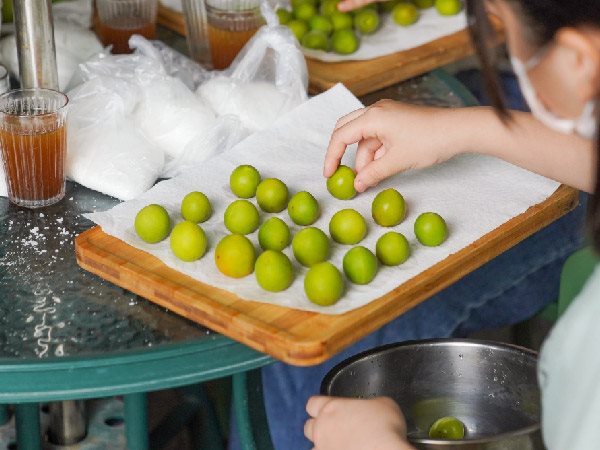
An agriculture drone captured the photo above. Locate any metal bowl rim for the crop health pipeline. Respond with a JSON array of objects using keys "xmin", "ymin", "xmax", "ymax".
[
  {"xmin": 320, "ymin": 338, "xmax": 540, "ymax": 445},
  {"xmin": 321, "ymin": 338, "xmax": 538, "ymax": 395}
]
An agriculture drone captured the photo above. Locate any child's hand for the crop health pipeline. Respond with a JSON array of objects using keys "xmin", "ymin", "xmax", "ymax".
[
  {"xmin": 324, "ymin": 100, "xmax": 463, "ymax": 193},
  {"xmin": 337, "ymin": 0, "xmax": 379, "ymax": 12},
  {"xmin": 304, "ymin": 396, "xmax": 414, "ymax": 450}
]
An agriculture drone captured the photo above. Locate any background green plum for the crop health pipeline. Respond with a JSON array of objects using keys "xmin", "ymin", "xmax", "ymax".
[
  {"xmin": 326, "ymin": 165, "xmax": 356, "ymax": 200},
  {"xmin": 343, "ymin": 246, "xmax": 378, "ymax": 284},
  {"xmin": 376, "ymin": 231, "xmax": 410, "ymax": 265},
  {"xmin": 304, "ymin": 262, "xmax": 344, "ymax": 306},
  {"xmin": 371, "ymin": 188, "xmax": 406, "ymax": 227},
  {"xmin": 230, "ymin": 165, "xmax": 261, "ymax": 198},
  {"xmin": 256, "ymin": 178, "xmax": 289, "ymax": 213},
  {"xmin": 288, "ymin": 191, "xmax": 320, "ymax": 226},
  {"xmin": 181, "ymin": 191, "xmax": 212, "ymax": 223},
  {"xmin": 329, "ymin": 209, "xmax": 367, "ymax": 245},
  {"xmin": 414, "ymin": 212, "xmax": 448, "ymax": 246},
  {"xmin": 134, "ymin": 204, "xmax": 171, "ymax": 244},
  {"xmin": 258, "ymin": 217, "xmax": 291, "ymax": 251},
  {"xmin": 224, "ymin": 200, "xmax": 260, "ymax": 235},
  {"xmin": 170, "ymin": 221, "xmax": 208, "ymax": 262},
  {"xmin": 255, "ymin": 250, "xmax": 295, "ymax": 292},
  {"xmin": 292, "ymin": 227, "xmax": 330, "ymax": 267},
  {"xmin": 215, "ymin": 234, "xmax": 256, "ymax": 278}
]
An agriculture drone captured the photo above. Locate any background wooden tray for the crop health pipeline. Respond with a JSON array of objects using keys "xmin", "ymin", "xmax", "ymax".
[
  {"xmin": 76, "ymin": 185, "xmax": 578, "ymax": 366},
  {"xmin": 158, "ymin": 3, "xmax": 503, "ymax": 96}
]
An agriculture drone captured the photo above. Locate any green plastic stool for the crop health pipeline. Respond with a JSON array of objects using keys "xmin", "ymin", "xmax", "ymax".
[
  {"xmin": 557, "ymin": 246, "xmax": 599, "ymax": 317},
  {"xmin": 516, "ymin": 246, "xmax": 598, "ymax": 347}
]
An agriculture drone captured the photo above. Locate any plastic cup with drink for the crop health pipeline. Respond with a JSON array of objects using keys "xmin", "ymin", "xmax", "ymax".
[
  {"xmin": 96, "ymin": 0, "xmax": 158, "ymax": 54},
  {"xmin": 0, "ymin": 88, "xmax": 68, "ymax": 208},
  {"xmin": 183, "ymin": 0, "xmax": 264, "ymax": 70}
]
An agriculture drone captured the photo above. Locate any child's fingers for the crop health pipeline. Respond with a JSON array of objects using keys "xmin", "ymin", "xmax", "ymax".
[
  {"xmin": 355, "ymin": 137, "xmax": 382, "ymax": 173},
  {"xmin": 324, "ymin": 112, "xmax": 375, "ymax": 177},
  {"xmin": 304, "ymin": 418, "xmax": 315, "ymax": 441},
  {"xmin": 333, "ymin": 108, "xmax": 367, "ymax": 132},
  {"xmin": 306, "ymin": 395, "xmax": 333, "ymax": 418},
  {"xmin": 337, "ymin": 0, "xmax": 375, "ymax": 12},
  {"xmin": 355, "ymin": 156, "xmax": 398, "ymax": 192}
]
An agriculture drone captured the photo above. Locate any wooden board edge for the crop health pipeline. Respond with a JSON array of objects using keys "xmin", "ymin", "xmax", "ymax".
[
  {"xmin": 75, "ymin": 185, "xmax": 578, "ymax": 366},
  {"xmin": 307, "ymin": 29, "xmax": 474, "ymax": 96},
  {"xmin": 75, "ymin": 230, "xmax": 328, "ymax": 365}
]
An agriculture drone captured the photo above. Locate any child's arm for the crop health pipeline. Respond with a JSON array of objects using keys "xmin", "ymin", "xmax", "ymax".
[
  {"xmin": 304, "ymin": 396, "xmax": 416, "ymax": 450},
  {"xmin": 324, "ymin": 101, "xmax": 595, "ymax": 193}
]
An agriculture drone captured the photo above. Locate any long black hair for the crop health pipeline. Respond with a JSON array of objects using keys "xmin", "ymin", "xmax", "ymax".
[{"xmin": 465, "ymin": 0, "xmax": 600, "ymax": 252}]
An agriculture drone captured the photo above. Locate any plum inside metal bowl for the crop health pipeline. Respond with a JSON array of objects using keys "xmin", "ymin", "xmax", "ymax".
[{"xmin": 321, "ymin": 339, "xmax": 543, "ymax": 450}]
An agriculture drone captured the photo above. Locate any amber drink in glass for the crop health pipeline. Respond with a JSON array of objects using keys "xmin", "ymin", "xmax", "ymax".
[
  {"xmin": 96, "ymin": 0, "xmax": 158, "ymax": 54},
  {"xmin": 0, "ymin": 89, "xmax": 68, "ymax": 208}
]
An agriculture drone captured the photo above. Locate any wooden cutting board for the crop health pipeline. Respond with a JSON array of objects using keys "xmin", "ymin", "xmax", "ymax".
[
  {"xmin": 158, "ymin": 3, "xmax": 503, "ymax": 96},
  {"xmin": 75, "ymin": 185, "xmax": 578, "ymax": 366}
]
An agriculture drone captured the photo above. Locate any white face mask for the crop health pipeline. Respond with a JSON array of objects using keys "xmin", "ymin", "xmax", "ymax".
[{"xmin": 511, "ymin": 54, "xmax": 597, "ymax": 139}]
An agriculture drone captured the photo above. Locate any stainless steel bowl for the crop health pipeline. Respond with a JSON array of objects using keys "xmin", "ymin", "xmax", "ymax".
[{"xmin": 321, "ymin": 339, "xmax": 543, "ymax": 450}]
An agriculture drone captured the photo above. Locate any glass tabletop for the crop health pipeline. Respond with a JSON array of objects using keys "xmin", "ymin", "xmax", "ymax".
[{"xmin": 0, "ymin": 69, "xmax": 473, "ymax": 362}]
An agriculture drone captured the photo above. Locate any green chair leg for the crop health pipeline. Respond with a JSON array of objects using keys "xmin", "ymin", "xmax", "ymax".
[
  {"xmin": 125, "ymin": 393, "xmax": 149, "ymax": 450},
  {"xmin": 192, "ymin": 384, "xmax": 225, "ymax": 450},
  {"xmin": 148, "ymin": 384, "xmax": 225, "ymax": 450},
  {"xmin": 0, "ymin": 404, "xmax": 10, "ymax": 425},
  {"xmin": 15, "ymin": 403, "xmax": 41, "ymax": 450},
  {"xmin": 232, "ymin": 370, "xmax": 275, "ymax": 450}
]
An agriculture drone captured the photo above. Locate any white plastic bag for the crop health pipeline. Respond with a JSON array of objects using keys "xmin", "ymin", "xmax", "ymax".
[
  {"xmin": 197, "ymin": 23, "xmax": 308, "ymax": 133},
  {"xmin": 59, "ymin": 0, "xmax": 307, "ymax": 200},
  {"xmin": 133, "ymin": 77, "xmax": 217, "ymax": 161},
  {"xmin": 66, "ymin": 76, "xmax": 165, "ymax": 201}
]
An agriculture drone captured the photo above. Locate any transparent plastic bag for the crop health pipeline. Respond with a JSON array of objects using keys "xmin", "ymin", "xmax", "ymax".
[
  {"xmin": 62, "ymin": 0, "xmax": 307, "ymax": 200},
  {"xmin": 66, "ymin": 76, "xmax": 165, "ymax": 201}
]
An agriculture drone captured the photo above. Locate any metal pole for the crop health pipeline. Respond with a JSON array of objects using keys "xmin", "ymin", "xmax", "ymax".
[
  {"xmin": 48, "ymin": 401, "xmax": 87, "ymax": 445},
  {"xmin": 13, "ymin": 0, "xmax": 59, "ymax": 89}
]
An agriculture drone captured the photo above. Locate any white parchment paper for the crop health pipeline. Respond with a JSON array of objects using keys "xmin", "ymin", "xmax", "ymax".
[{"xmin": 86, "ymin": 84, "xmax": 560, "ymax": 315}]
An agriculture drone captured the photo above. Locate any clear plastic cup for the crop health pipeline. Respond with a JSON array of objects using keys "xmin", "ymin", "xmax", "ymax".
[
  {"xmin": 96, "ymin": 0, "xmax": 158, "ymax": 54},
  {"xmin": 0, "ymin": 89, "xmax": 69, "ymax": 208},
  {"xmin": 184, "ymin": 0, "xmax": 264, "ymax": 70},
  {"xmin": 182, "ymin": 0, "xmax": 212, "ymax": 68},
  {"xmin": 0, "ymin": 66, "xmax": 9, "ymax": 95}
]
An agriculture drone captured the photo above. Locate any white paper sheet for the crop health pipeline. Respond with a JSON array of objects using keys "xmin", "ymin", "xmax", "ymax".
[
  {"xmin": 86, "ymin": 84, "xmax": 560, "ymax": 315},
  {"xmin": 303, "ymin": 8, "xmax": 467, "ymax": 62}
]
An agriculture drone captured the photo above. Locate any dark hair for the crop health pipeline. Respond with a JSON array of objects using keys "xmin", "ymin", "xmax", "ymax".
[{"xmin": 465, "ymin": 0, "xmax": 600, "ymax": 252}]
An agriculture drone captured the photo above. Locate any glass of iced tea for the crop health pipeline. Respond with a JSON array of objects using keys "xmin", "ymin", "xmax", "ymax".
[
  {"xmin": 0, "ymin": 89, "xmax": 68, "ymax": 208},
  {"xmin": 183, "ymin": 0, "xmax": 264, "ymax": 69},
  {"xmin": 96, "ymin": 0, "xmax": 158, "ymax": 54}
]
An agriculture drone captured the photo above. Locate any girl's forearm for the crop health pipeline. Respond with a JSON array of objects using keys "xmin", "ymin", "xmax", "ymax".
[{"xmin": 448, "ymin": 107, "xmax": 595, "ymax": 193}]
